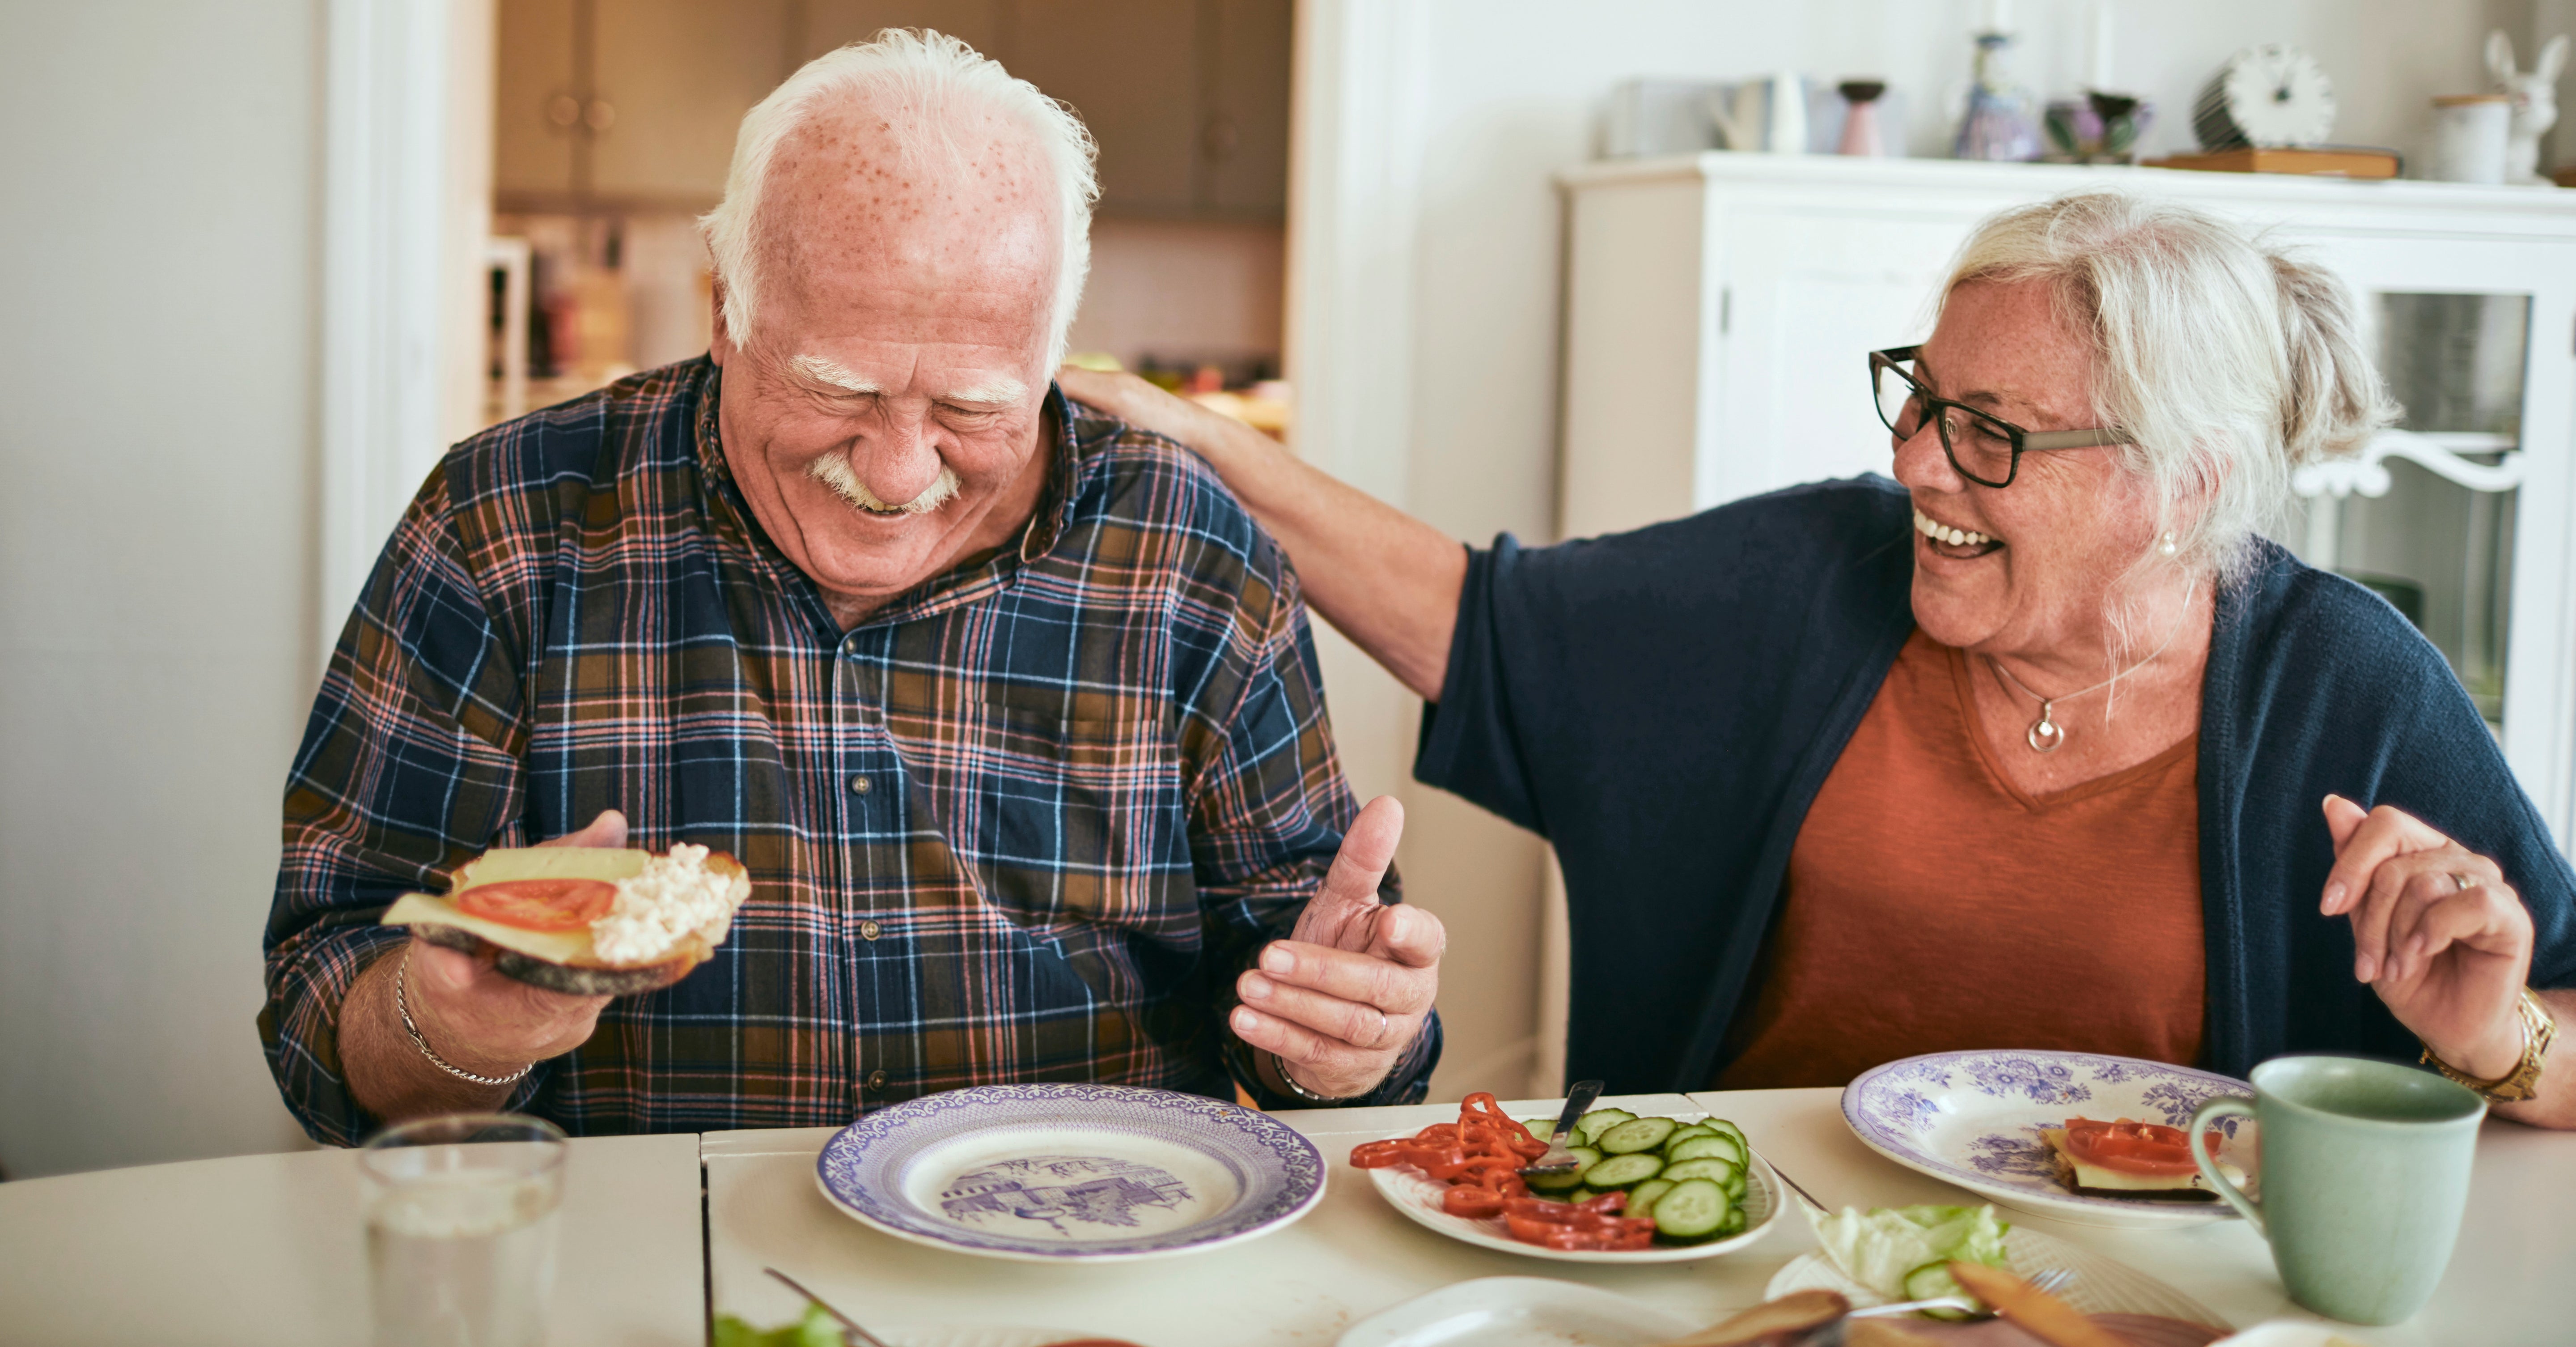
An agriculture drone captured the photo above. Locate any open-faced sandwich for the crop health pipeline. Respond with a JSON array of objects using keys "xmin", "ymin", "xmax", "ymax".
[
  {"xmin": 381, "ymin": 843, "xmax": 752, "ymax": 996},
  {"xmin": 2038, "ymin": 1117, "xmax": 2246, "ymax": 1202}
]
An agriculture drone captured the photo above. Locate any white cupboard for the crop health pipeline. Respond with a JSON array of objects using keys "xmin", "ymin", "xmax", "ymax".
[{"xmin": 1554, "ymin": 153, "xmax": 2576, "ymax": 846}]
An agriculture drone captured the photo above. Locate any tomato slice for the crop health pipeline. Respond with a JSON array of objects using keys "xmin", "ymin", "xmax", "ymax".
[
  {"xmin": 2063, "ymin": 1117, "xmax": 2216, "ymax": 1178},
  {"xmin": 455, "ymin": 877, "xmax": 618, "ymax": 931}
]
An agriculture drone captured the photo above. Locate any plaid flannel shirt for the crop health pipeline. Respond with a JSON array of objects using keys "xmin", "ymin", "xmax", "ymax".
[{"xmin": 261, "ymin": 358, "xmax": 1437, "ymax": 1144}]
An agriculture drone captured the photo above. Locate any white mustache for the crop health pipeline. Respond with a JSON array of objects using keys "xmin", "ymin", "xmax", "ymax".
[{"xmin": 807, "ymin": 454, "xmax": 962, "ymax": 516}]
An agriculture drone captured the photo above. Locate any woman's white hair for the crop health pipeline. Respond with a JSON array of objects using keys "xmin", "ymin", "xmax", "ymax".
[
  {"xmin": 698, "ymin": 29, "xmax": 1100, "ymax": 364},
  {"xmin": 1938, "ymin": 192, "xmax": 2395, "ymax": 589}
]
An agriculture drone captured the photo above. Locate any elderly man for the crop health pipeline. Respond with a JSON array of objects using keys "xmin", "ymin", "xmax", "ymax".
[{"xmin": 260, "ymin": 30, "xmax": 1442, "ymax": 1142}]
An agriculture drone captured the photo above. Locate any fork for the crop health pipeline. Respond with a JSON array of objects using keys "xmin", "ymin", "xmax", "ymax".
[
  {"xmin": 1518, "ymin": 1079, "xmax": 1606, "ymax": 1177},
  {"xmin": 1847, "ymin": 1266, "xmax": 2076, "ymax": 1320}
]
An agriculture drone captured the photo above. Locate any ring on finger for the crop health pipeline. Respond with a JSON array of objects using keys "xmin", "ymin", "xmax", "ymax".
[
  {"xmin": 1375, "ymin": 1008, "xmax": 1390, "ymax": 1049},
  {"xmin": 2451, "ymin": 871, "xmax": 2476, "ymax": 892}
]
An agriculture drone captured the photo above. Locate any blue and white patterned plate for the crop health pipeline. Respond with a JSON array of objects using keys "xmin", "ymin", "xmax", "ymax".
[
  {"xmin": 1842, "ymin": 1050, "xmax": 2257, "ymax": 1229},
  {"xmin": 814, "ymin": 1084, "xmax": 1326, "ymax": 1262}
]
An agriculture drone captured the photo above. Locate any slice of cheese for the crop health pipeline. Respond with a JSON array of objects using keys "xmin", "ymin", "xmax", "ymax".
[
  {"xmin": 382, "ymin": 892, "xmax": 597, "ymax": 965},
  {"xmin": 455, "ymin": 846, "xmax": 650, "ymax": 890}
]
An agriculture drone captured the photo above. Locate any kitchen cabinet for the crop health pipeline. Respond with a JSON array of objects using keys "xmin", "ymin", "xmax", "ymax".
[
  {"xmin": 1555, "ymin": 153, "xmax": 2576, "ymax": 842},
  {"xmin": 495, "ymin": 0, "xmax": 789, "ymax": 210},
  {"xmin": 493, "ymin": 0, "xmax": 1287, "ymax": 219},
  {"xmin": 493, "ymin": 0, "xmax": 576, "ymax": 200},
  {"xmin": 589, "ymin": 0, "xmax": 792, "ymax": 203}
]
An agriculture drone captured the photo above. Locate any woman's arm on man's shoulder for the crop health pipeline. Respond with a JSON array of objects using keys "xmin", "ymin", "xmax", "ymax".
[{"xmin": 1059, "ymin": 366, "xmax": 1465, "ymax": 702}]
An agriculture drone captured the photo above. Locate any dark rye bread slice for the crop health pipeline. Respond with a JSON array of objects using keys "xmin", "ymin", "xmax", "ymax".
[{"xmin": 384, "ymin": 846, "xmax": 750, "ymax": 997}]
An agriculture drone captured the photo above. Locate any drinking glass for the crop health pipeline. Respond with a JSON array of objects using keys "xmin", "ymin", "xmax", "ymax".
[{"xmin": 360, "ymin": 1113, "xmax": 567, "ymax": 1347}]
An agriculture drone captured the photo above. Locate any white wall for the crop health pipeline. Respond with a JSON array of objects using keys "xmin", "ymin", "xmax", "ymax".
[
  {"xmin": 0, "ymin": 0, "xmax": 326, "ymax": 1177},
  {"xmin": 1296, "ymin": 0, "xmax": 2550, "ymax": 1102}
]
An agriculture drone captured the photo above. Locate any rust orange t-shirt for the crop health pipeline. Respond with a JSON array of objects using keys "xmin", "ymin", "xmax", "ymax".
[{"xmin": 1716, "ymin": 627, "xmax": 2205, "ymax": 1090}]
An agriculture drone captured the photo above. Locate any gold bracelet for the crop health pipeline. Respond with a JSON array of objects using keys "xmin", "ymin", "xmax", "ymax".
[{"xmin": 2420, "ymin": 987, "xmax": 2555, "ymax": 1104}]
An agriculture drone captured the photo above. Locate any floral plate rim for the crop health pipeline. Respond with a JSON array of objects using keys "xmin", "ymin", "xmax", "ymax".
[
  {"xmin": 1841, "ymin": 1049, "xmax": 2254, "ymax": 1228},
  {"xmin": 814, "ymin": 1082, "xmax": 1326, "ymax": 1262}
]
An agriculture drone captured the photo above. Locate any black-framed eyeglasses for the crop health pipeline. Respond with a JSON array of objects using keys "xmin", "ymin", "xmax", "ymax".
[{"xmin": 1870, "ymin": 346, "xmax": 2126, "ymax": 488}]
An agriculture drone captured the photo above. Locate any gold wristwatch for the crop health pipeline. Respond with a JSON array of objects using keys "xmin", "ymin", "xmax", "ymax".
[{"xmin": 2421, "ymin": 987, "xmax": 2555, "ymax": 1103}]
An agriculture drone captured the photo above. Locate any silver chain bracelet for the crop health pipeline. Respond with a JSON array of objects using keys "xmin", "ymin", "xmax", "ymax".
[{"xmin": 394, "ymin": 947, "xmax": 533, "ymax": 1088}]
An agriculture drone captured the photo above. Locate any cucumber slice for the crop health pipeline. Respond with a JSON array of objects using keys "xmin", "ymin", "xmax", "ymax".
[
  {"xmin": 1650, "ymin": 1177, "xmax": 1731, "ymax": 1242},
  {"xmin": 1903, "ymin": 1262, "xmax": 1977, "ymax": 1321},
  {"xmin": 1572, "ymin": 1108, "xmax": 1637, "ymax": 1145},
  {"xmin": 1525, "ymin": 1147, "xmax": 1595, "ymax": 1193},
  {"xmin": 1594, "ymin": 1116, "xmax": 1679, "ymax": 1154},
  {"xmin": 1666, "ymin": 1135, "xmax": 1743, "ymax": 1164},
  {"xmin": 1719, "ymin": 1208, "xmax": 1748, "ymax": 1237},
  {"xmin": 1627, "ymin": 1178, "xmax": 1676, "ymax": 1221},
  {"xmin": 1565, "ymin": 1186, "xmax": 1598, "ymax": 1204},
  {"xmin": 1661, "ymin": 1156, "xmax": 1741, "ymax": 1186},
  {"xmin": 1521, "ymin": 1118, "xmax": 1557, "ymax": 1140},
  {"xmin": 1704, "ymin": 1118, "xmax": 1748, "ymax": 1147},
  {"xmin": 1723, "ymin": 1167, "xmax": 1748, "ymax": 1202},
  {"xmin": 1660, "ymin": 1123, "xmax": 1718, "ymax": 1150},
  {"xmin": 1580, "ymin": 1152, "xmax": 1664, "ymax": 1189}
]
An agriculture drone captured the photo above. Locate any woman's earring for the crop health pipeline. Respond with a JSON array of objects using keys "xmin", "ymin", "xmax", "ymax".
[{"xmin": 2158, "ymin": 531, "xmax": 2179, "ymax": 557}]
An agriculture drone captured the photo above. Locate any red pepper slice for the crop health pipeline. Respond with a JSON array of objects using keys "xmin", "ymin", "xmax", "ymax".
[{"xmin": 1442, "ymin": 1186, "xmax": 1508, "ymax": 1219}]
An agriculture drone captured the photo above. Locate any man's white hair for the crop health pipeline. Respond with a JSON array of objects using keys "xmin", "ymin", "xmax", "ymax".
[
  {"xmin": 698, "ymin": 29, "xmax": 1100, "ymax": 365},
  {"xmin": 1938, "ymin": 192, "xmax": 2396, "ymax": 589}
]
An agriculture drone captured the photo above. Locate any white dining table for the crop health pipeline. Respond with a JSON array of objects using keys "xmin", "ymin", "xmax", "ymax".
[
  {"xmin": 4, "ymin": 1088, "xmax": 2570, "ymax": 1345},
  {"xmin": 0, "ymin": 1131, "xmax": 704, "ymax": 1347},
  {"xmin": 704, "ymin": 1088, "xmax": 2576, "ymax": 1347}
]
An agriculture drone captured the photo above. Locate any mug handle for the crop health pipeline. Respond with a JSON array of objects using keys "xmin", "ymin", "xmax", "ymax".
[{"xmin": 2188, "ymin": 1097, "xmax": 2263, "ymax": 1233}]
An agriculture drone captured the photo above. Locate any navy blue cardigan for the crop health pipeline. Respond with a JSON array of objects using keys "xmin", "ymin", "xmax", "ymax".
[{"xmin": 1415, "ymin": 476, "xmax": 2576, "ymax": 1092}]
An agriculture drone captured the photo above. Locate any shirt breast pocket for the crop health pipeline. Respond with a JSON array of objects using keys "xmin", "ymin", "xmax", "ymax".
[{"xmin": 971, "ymin": 698, "xmax": 1192, "ymax": 936}]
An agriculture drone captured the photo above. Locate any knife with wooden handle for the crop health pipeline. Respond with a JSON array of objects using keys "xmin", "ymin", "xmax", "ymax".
[{"xmin": 1946, "ymin": 1262, "xmax": 2129, "ymax": 1347}]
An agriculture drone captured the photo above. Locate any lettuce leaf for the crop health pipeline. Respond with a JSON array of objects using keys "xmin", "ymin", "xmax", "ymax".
[
  {"xmin": 712, "ymin": 1304, "xmax": 844, "ymax": 1347},
  {"xmin": 1812, "ymin": 1203, "xmax": 2012, "ymax": 1300}
]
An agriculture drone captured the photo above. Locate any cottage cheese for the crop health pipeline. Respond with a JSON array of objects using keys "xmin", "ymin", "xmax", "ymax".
[{"xmin": 588, "ymin": 844, "xmax": 740, "ymax": 965}]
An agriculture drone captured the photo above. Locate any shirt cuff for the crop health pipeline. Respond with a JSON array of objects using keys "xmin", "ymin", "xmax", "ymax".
[{"xmin": 1225, "ymin": 1010, "xmax": 1442, "ymax": 1109}]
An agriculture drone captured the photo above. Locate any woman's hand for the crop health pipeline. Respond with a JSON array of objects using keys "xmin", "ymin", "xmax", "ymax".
[
  {"xmin": 1057, "ymin": 365, "xmax": 1275, "ymax": 469},
  {"xmin": 2320, "ymin": 795, "xmax": 2533, "ymax": 1080}
]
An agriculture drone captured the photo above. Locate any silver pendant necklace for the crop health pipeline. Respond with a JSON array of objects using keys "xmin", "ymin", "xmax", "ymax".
[{"xmin": 1983, "ymin": 580, "xmax": 2198, "ymax": 754}]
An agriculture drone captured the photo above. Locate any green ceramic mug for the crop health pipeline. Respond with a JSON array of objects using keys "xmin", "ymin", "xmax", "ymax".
[{"xmin": 2189, "ymin": 1055, "xmax": 2486, "ymax": 1326}]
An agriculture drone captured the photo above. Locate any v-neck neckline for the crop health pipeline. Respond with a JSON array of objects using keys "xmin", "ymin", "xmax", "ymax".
[{"xmin": 1940, "ymin": 637, "xmax": 2196, "ymax": 813}]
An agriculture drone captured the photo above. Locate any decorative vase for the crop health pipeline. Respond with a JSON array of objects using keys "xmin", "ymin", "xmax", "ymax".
[
  {"xmin": 1956, "ymin": 32, "xmax": 2042, "ymax": 161},
  {"xmin": 1838, "ymin": 80, "xmax": 1889, "ymax": 157}
]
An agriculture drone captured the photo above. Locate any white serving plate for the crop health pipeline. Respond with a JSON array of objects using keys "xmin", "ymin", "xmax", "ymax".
[
  {"xmin": 2206, "ymin": 1323, "xmax": 2377, "ymax": 1347},
  {"xmin": 1841, "ymin": 1050, "xmax": 2258, "ymax": 1229},
  {"xmin": 876, "ymin": 1331, "xmax": 1100, "ymax": 1347},
  {"xmin": 1336, "ymin": 1276, "xmax": 1695, "ymax": 1347},
  {"xmin": 1364, "ymin": 1110, "xmax": 1781, "ymax": 1263},
  {"xmin": 815, "ymin": 1084, "xmax": 1324, "ymax": 1262},
  {"xmin": 1767, "ymin": 1223, "xmax": 2230, "ymax": 1330}
]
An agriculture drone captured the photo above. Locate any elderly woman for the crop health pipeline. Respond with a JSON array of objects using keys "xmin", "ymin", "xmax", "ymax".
[{"xmin": 1065, "ymin": 192, "xmax": 2576, "ymax": 1127}]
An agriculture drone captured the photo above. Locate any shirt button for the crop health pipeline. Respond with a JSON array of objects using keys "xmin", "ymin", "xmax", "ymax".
[
  {"xmin": 847, "ymin": 774, "xmax": 872, "ymax": 796},
  {"xmin": 866, "ymin": 1069, "xmax": 889, "ymax": 1091},
  {"xmin": 860, "ymin": 918, "xmax": 882, "ymax": 941}
]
